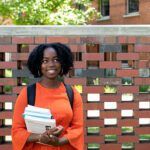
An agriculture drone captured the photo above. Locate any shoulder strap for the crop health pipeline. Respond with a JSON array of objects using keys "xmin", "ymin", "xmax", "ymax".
[
  {"xmin": 64, "ymin": 84, "xmax": 74, "ymax": 109},
  {"xmin": 27, "ymin": 83, "xmax": 36, "ymax": 106},
  {"xmin": 27, "ymin": 83, "xmax": 74, "ymax": 109}
]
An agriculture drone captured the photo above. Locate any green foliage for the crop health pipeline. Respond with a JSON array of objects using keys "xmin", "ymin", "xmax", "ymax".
[{"xmin": 0, "ymin": 0, "xmax": 100, "ymax": 25}]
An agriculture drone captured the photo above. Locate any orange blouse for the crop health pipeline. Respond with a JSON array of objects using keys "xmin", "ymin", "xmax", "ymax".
[{"xmin": 11, "ymin": 82, "xmax": 84, "ymax": 150}]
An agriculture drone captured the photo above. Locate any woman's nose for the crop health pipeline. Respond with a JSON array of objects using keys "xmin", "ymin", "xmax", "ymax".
[{"xmin": 47, "ymin": 60, "xmax": 55, "ymax": 66}]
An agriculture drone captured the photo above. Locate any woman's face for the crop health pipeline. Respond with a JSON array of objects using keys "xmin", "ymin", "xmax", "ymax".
[{"xmin": 41, "ymin": 47, "xmax": 61, "ymax": 80}]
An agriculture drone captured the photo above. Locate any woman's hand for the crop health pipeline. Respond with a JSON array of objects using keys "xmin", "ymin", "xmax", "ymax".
[
  {"xmin": 39, "ymin": 133, "xmax": 60, "ymax": 146},
  {"xmin": 46, "ymin": 125, "xmax": 64, "ymax": 137},
  {"xmin": 39, "ymin": 125, "xmax": 64, "ymax": 146}
]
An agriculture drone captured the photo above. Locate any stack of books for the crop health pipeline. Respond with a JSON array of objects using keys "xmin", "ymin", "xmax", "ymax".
[{"xmin": 23, "ymin": 105, "xmax": 56, "ymax": 134}]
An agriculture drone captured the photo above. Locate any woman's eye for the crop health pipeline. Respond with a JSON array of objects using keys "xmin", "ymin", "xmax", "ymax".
[
  {"xmin": 53, "ymin": 59, "xmax": 59, "ymax": 62},
  {"xmin": 42, "ymin": 60, "xmax": 48, "ymax": 63}
]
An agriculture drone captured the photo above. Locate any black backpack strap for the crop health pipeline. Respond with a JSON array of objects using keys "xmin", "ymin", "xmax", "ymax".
[
  {"xmin": 64, "ymin": 83, "xmax": 74, "ymax": 109},
  {"xmin": 27, "ymin": 83, "xmax": 36, "ymax": 106}
]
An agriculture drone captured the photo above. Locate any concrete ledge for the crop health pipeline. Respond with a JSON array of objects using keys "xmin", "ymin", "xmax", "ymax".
[{"xmin": 0, "ymin": 25, "xmax": 150, "ymax": 36}]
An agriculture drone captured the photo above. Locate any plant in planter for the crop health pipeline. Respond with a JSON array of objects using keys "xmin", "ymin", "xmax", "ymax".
[
  {"xmin": 104, "ymin": 85, "xmax": 117, "ymax": 94},
  {"xmin": 122, "ymin": 77, "xmax": 132, "ymax": 85},
  {"xmin": 139, "ymin": 85, "xmax": 150, "ymax": 93}
]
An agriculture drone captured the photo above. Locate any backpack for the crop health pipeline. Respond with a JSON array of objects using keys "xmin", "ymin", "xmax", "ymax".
[{"xmin": 27, "ymin": 83, "xmax": 74, "ymax": 109}]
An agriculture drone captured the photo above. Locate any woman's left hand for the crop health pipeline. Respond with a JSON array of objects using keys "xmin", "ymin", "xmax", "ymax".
[{"xmin": 48, "ymin": 134, "xmax": 60, "ymax": 146}]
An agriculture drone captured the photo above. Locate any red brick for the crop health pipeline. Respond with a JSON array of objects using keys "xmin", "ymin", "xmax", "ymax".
[
  {"xmin": 34, "ymin": 36, "xmax": 46, "ymax": 43},
  {"xmin": 0, "ymin": 62, "xmax": 17, "ymax": 69},
  {"xmin": 11, "ymin": 53, "xmax": 29, "ymax": 60},
  {"xmin": 0, "ymin": 45, "xmax": 17, "ymax": 52},
  {"xmin": 135, "ymin": 127, "xmax": 150, "ymax": 134},
  {"xmin": 139, "ymin": 37, "xmax": 150, "ymax": 44},
  {"xmin": 135, "ymin": 111, "xmax": 150, "ymax": 118},
  {"xmin": 118, "ymin": 119, "xmax": 138, "ymax": 126},
  {"xmin": 104, "ymin": 36, "xmax": 117, "ymax": 43},
  {"xmin": 134, "ymin": 78, "xmax": 150, "ymax": 85},
  {"xmin": 68, "ymin": 37, "xmax": 81, "ymax": 43},
  {"xmin": 135, "ymin": 144, "xmax": 150, "ymax": 150},
  {"xmin": 135, "ymin": 45, "xmax": 150, "ymax": 52},
  {"xmin": 118, "ymin": 86, "xmax": 139, "ymax": 93},
  {"xmin": 78, "ymin": 44, "xmax": 86, "ymax": 52},
  {"xmin": 68, "ymin": 45, "xmax": 78, "ymax": 52},
  {"xmin": 118, "ymin": 102, "xmax": 138, "ymax": 110},
  {"xmin": 117, "ymin": 53, "xmax": 139, "ymax": 60},
  {"xmin": 29, "ymin": 45, "xmax": 37, "ymax": 52},
  {"xmin": 74, "ymin": 61, "xmax": 86, "ymax": 69},
  {"xmin": 128, "ymin": 36, "xmax": 137, "ymax": 43},
  {"xmin": 83, "ymin": 53, "xmax": 103, "ymax": 60},
  {"xmin": 83, "ymin": 86, "xmax": 104, "ymax": 93},
  {"xmin": 85, "ymin": 136, "xmax": 103, "ymax": 143},
  {"xmin": 0, "ymin": 144, "xmax": 12, "ymax": 150},
  {"xmin": 101, "ymin": 144, "xmax": 121, "ymax": 150},
  {"xmin": 85, "ymin": 119, "xmax": 104, "ymax": 127},
  {"xmin": 0, "ymin": 78, "xmax": 17, "ymax": 86},
  {"xmin": 101, "ymin": 127, "xmax": 121, "ymax": 135},
  {"xmin": 134, "ymin": 94, "xmax": 149, "ymax": 101},
  {"xmin": 118, "ymin": 36, "xmax": 127, "ymax": 43},
  {"xmin": 100, "ymin": 61, "xmax": 121, "ymax": 68},
  {"xmin": 117, "ymin": 70, "xmax": 139, "ymax": 77},
  {"xmin": 0, "ymin": 37, "xmax": 11, "ymax": 44},
  {"xmin": 138, "ymin": 60, "xmax": 150, "ymax": 68},
  {"xmin": 139, "ymin": 52, "xmax": 150, "ymax": 60},
  {"xmin": 101, "ymin": 111, "xmax": 121, "ymax": 118},
  {"xmin": 118, "ymin": 135, "xmax": 138, "ymax": 142},
  {"xmin": 0, "ymin": 127, "xmax": 11, "ymax": 136},
  {"xmin": 64, "ymin": 77, "xmax": 86, "ymax": 85},
  {"xmin": 12, "ymin": 86, "xmax": 24, "ymax": 94},
  {"xmin": 46, "ymin": 36, "xmax": 69, "ymax": 43},
  {"xmin": 12, "ymin": 37, "xmax": 34, "ymax": 44},
  {"xmin": 84, "ymin": 103, "xmax": 103, "ymax": 110},
  {"xmin": 101, "ymin": 95, "xmax": 121, "ymax": 102},
  {"xmin": 0, "ymin": 111, "xmax": 12, "ymax": 119},
  {"xmin": 0, "ymin": 95, "xmax": 17, "ymax": 102}
]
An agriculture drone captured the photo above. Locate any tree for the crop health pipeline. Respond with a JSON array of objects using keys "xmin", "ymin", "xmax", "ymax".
[{"xmin": 0, "ymin": 0, "xmax": 100, "ymax": 25}]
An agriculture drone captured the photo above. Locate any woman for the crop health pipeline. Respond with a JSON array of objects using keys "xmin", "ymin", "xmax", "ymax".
[{"xmin": 11, "ymin": 43, "xmax": 84, "ymax": 150}]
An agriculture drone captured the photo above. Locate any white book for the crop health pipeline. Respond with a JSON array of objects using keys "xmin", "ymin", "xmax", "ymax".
[
  {"xmin": 23, "ymin": 112, "xmax": 52, "ymax": 119},
  {"xmin": 23, "ymin": 105, "xmax": 56, "ymax": 134},
  {"xmin": 24, "ymin": 115, "xmax": 56, "ymax": 134},
  {"xmin": 25, "ymin": 105, "xmax": 51, "ymax": 114}
]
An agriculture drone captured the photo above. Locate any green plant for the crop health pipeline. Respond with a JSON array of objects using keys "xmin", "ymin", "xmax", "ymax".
[
  {"xmin": 122, "ymin": 143, "xmax": 134, "ymax": 149},
  {"xmin": 122, "ymin": 127, "xmax": 133, "ymax": 134},
  {"xmin": 5, "ymin": 69, "xmax": 12, "ymax": 77},
  {"xmin": 122, "ymin": 77, "xmax": 132, "ymax": 85},
  {"xmin": 0, "ymin": 0, "xmax": 100, "ymax": 25},
  {"xmin": 87, "ymin": 127, "xmax": 100, "ymax": 134},
  {"xmin": 139, "ymin": 85, "xmax": 150, "ymax": 93},
  {"xmin": 88, "ymin": 143, "xmax": 100, "ymax": 149},
  {"xmin": 105, "ymin": 135, "xmax": 117, "ymax": 142},
  {"xmin": 104, "ymin": 85, "xmax": 117, "ymax": 94},
  {"xmin": 139, "ymin": 134, "xmax": 150, "ymax": 141},
  {"xmin": 3, "ymin": 85, "xmax": 12, "ymax": 93}
]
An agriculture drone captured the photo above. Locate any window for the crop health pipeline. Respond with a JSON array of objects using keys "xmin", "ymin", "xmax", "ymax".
[
  {"xmin": 100, "ymin": 0, "xmax": 110, "ymax": 16},
  {"xmin": 127, "ymin": 0, "xmax": 139, "ymax": 14}
]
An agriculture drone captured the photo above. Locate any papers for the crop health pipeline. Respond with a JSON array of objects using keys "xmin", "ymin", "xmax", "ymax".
[{"xmin": 23, "ymin": 105, "xmax": 56, "ymax": 134}]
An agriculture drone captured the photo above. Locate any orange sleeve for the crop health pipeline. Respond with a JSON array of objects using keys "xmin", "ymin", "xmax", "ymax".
[
  {"xmin": 11, "ymin": 87, "xmax": 31, "ymax": 150},
  {"xmin": 63, "ymin": 88, "xmax": 84, "ymax": 150}
]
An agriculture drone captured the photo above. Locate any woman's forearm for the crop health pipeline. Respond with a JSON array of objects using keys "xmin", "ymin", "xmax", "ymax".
[{"xmin": 26, "ymin": 133, "xmax": 41, "ymax": 143}]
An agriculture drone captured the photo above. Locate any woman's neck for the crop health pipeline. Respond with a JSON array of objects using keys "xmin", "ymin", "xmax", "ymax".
[{"xmin": 39, "ymin": 77, "xmax": 61, "ymax": 89}]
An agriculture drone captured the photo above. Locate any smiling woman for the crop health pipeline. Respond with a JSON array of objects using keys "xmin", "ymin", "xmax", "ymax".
[{"xmin": 11, "ymin": 43, "xmax": 84, "ymax": 150}]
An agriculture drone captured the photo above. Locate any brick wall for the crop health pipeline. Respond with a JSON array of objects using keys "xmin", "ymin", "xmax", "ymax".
[
  {"xmin": 0, "ymin": 26, "xmax": 150, "ymax": 150},
  {"xmin": 94, "ymin": 0, "xmax": 150, "ymax": 24}
]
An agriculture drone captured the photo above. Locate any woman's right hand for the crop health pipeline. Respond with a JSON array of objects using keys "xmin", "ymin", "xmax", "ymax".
[{"xmin": 46, "ymin": 125, "xmax": 64, "ymax": 137}]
